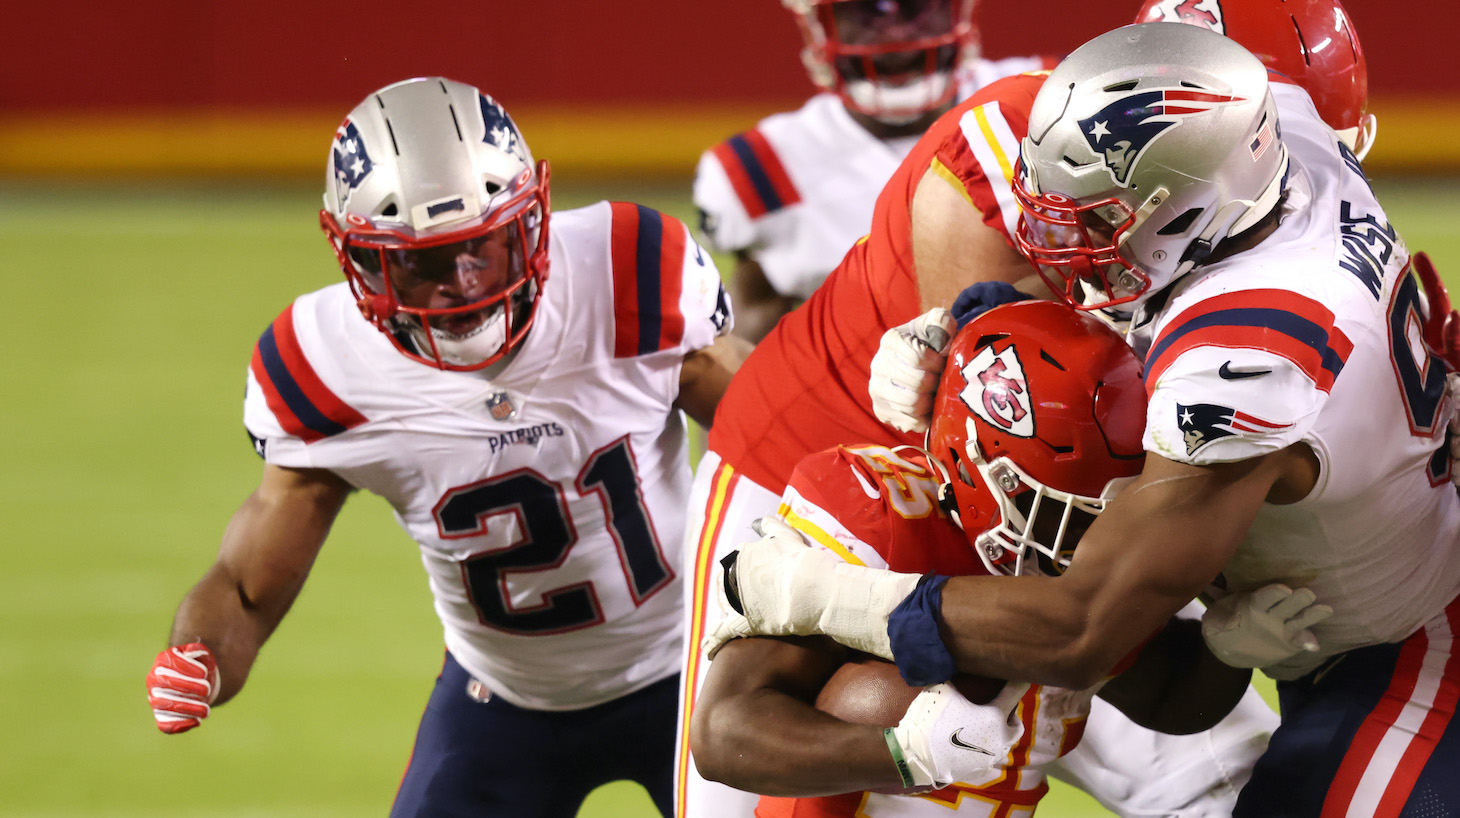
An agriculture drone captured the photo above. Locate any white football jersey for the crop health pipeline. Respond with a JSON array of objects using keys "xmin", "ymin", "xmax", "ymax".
[
  {"xmin": 694, "ymin": 57, "xmax": 1051, "ymax": 299},
  {"xmin": 243, "ymin": 201, "xmax": 730, "ymax": 710},
  {"xmin": 1134, "ymin": 85, "xmax": 1460, "ymax": 676}
]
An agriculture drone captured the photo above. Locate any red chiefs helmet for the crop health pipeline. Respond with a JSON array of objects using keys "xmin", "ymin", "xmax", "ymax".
[
  {"xmin": 783, "ymin": 0, "xmax": 978, "ymax": 125},
  {"xmin": 927, "ymin": 301, "xmax": 1147, "ymax": 576},
  {"xmin": 1135, "ymin": 0, "xmax": 1375, "ymax": 159}
]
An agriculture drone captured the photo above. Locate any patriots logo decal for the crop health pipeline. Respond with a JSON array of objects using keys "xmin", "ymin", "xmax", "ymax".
[
  {"xmin": 1178, "ymin": 402, "xmax": 1292, "ymax": 456},
  {"xmin": 478, "ymin": 94, "xmax": 526, "ymax": 162},
  {"xmin": 1080, "ymin": 89, "xmax": 1244, "ymax": 186},
  {"xmin": 1141, "ymin": 0, "xmax": 1225, "ymax": 32},
  {"xmin": 331, "ymin": 120, "xmax": 374, "ymax": 204},
  {"xmin": 959, "ymin": 343, "xmax": 1034, "ymax": 438}
]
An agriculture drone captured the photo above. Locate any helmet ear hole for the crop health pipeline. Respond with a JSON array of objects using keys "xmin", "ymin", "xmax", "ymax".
[{"xmin": 1157, "ymin": 208, "xmax": 1203, "ymax": 236}]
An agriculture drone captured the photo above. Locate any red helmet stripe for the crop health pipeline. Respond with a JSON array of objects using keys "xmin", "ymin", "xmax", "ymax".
[{"xmin": 249, "ymin": 304, "xmax": 367, "ymax": 443}]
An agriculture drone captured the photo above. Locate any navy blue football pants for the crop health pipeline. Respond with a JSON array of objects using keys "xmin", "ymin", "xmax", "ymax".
[
  {"xmin": 390, "ymin": 651, "xmax": 677, "ymax": 818},
  {"xmin": 1235, "ymin": 596, "xmax": 1460, "ymax": 817}
]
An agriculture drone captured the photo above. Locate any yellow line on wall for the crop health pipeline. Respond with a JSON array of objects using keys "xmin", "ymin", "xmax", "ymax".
[{"xmin": 0, "ymin": 98, "xmax": 1454, "ymax": 178}]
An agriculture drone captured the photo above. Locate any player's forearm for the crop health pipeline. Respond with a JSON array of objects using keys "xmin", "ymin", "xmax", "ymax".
[
  {"xmin": 167, "ymin": 564, "xmax": 278, "ymax": 705},
  {"xmin": 692, "ymin": 690, "xmax": 901, "ymax": 796}
]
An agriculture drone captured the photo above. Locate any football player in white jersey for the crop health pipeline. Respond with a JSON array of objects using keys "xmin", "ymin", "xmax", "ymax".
[
  {"xmin": 144, "ymin": 77, "xmax": 749, "ymax": 818},
  {"xmin": 693, "ymin": 0, "xmax": 1053, "ymax": 341},
  {"xmin": 718, "ymin": 24, "xmax": 1460, "ymax": 815}
]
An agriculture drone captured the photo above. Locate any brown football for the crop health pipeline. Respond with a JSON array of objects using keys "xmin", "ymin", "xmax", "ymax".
[{"xmin": 814, "ymin": 652, "xmax": 1007, "ymax": 728}]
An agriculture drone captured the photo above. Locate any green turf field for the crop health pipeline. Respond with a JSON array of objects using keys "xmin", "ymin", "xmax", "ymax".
[{"xmin": 1, "ymin": 175, "xmax": 1456, "ymax": 817}]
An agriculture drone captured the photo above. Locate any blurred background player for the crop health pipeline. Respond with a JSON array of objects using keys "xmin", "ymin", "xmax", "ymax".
[
  {"xmin": 720, "ymin": 22, "xmax": 1460, "ymax": 815},
  {"xmin": 144, "ymin": 77, "xmax": 748, "ymax": 818},
  {"xmin": 680, "ymin": 1, "xmax": 1380, "ymax": 815},
  {"xmin": 693, "ymin": 0, "xmax": 1054, "ymax": 342},
  {"xmin": 692, "ymin": 302, "xmax": 1257, "ymax": 816}
]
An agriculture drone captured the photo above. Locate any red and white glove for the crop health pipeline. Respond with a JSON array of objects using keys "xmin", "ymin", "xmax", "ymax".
[
  {"xmin": 147, "ymin": 643, "xmax": 220, "ymax": 734},
  {"xmin": 1415, "ymin": 252, "xmax": 1460, "ymax": 371},
  {"xmin": 869, "ymin": 308, "xmax": 956, "ymax": 433}
]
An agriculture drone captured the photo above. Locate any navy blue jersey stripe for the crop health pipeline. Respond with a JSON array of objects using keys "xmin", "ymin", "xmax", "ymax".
[
  {"xmin": 635, "ymin": 205, "xmax": 664, "ymax": 356},
  {"xmin": 726, "ymin": 134, "xmax": 785, "ymax": 214},
  {"xmin": 257, "ymin": 326, "xmax": 350, "ymax": 438},
  {"xmin": 1147, "ymin": 307, "xmax": 1348, "ymax": 381}
]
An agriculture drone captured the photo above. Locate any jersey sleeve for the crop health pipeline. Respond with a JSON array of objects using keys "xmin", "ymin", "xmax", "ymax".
[
  {"xmin": 242, "ymin": 300, "xmax": 369, "ymax": 468},
  {"xmin": 779, "ymin": 447, "xmax": 896, "ymax": 570},
  {"xmin": 692, "ymin": 129, "xmax": 802, "ymax": 256},
  {"xmin": 607, "ymin": 202, "xmax": 732, "ymax": 360},
  {"xmin": 929, "ymin": 76, "xmax": 1040, "ymax": 243},
  {"xmin": 1141, "ymin": 288, "xmax": 1354, "ymax": 464}
]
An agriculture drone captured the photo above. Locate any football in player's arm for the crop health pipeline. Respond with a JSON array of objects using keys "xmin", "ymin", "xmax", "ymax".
[
  {"xmin": 146, "ymin": 77, "xmax": 748, "ymax": 818},
  {"xmin": 694, "ymin": 304, "xmax": 1252, "ymax": 814}
]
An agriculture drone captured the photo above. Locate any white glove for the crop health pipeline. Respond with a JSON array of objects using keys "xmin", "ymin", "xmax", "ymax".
[
  {"xmin": 1201, "ymin": 584, "xmax": 1333, "ymax": 669},
  {"xmin": 146, "ymin": 643, "xmax": 220, "ymax": 734},
  {"xmin": 869, "ymin": 308, "xmax": 956, "ymax": 433},
  {"xmin": 887, "ymin": 680, "xmax": 1030, "ymax": 789},
  {"xmin": 703, "ymin": 517, "xmax": 921, "ymax": 660}
]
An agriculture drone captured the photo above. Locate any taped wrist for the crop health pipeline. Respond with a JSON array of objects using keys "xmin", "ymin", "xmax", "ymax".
[{"xmin": 888, "ymin": 574, "xmax": 956, "ymax": 687}]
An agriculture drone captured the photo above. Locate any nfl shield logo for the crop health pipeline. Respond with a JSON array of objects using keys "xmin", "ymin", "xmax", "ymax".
[{"xmin": 486, "ymin": 392, "xmax": 517, "ymax": 421}]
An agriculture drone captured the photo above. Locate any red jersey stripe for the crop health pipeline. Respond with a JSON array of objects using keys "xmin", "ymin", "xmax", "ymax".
[
  {"xmin": 249, "ymin": 305, "xmax": 367, "ymax": 443},
  {"xmin": 1146, "ymin": 289, "xmax": 1353, "ymax": 395},
  {"xmin": 656, "ymin": 212, "xmax": 687, "ymax": 351},
  {"xmin": 609, "ymin": 202, "xmax": 643, "ymax": 359},
  {"xmin": 711, "ymin": 129, "xmax": 800, "ymax": 219}
]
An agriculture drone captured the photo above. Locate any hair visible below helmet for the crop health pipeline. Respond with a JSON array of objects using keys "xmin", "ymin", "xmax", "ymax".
[
  {"xmin": 320, "ymin": 77, "xmax": 551, "ymax": 371},
  {"xmin": 927, "ymin": 301, "xmax": 1146, "ymax": 576},
  {"xmin": 1014, "ymin": 23, "xmax": 1288, "ymax": 315},
  {"xmin": 783, "ymin": 0, "xmax": 978, "ymax": 125},
  {"xmin": 1135, "ymin": 0, "xmax": 1374, "ymax": 159}
]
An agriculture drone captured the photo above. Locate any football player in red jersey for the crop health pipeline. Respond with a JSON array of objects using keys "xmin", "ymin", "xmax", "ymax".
[
  {"xmin": 720, "ymin": 23, "xmax": 1460, "ymax": 817},
  {"xmin": 692, "ymin": 302, "xmax": 1256, "ymax": 816},
  {"xmin": 144, "ymin": 77, "xmax": 749, "ymax": 818},
  {"xmin": 679, "ymin": 1, "xmax": 1379, "ymax": 815}
]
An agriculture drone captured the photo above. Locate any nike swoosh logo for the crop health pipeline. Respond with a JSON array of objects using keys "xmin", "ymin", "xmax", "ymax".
[
  {"xmin": 948, "ymin": 729, "xmax": 995, "ymax": 755},
  {"xmin": 1219, "ymin": 361, "xmax": 1272, "ymax": 380}
]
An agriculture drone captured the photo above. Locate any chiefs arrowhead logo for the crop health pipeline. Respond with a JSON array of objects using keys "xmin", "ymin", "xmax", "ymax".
[
  {"xmin": 1140, "ymin": 0, "xmax": 1225, "ymax": 32},
  {"xmin": 959, "ymin": 343, "xmax": 1035, "ymax": 438}
]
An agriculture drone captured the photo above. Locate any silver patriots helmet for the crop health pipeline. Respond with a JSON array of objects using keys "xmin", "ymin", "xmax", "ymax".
[
  {"xmin": 1013, "ymin": 23, "xmax": 1287, "ymax": 317},
  {"xmin": 320, "ymin": 77, "xmax": 550, "ymax": 371}
]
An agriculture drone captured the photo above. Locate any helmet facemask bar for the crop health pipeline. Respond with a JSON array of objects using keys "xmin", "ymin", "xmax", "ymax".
[
  {"xmin": 971, "ymin": 454, "xmax": 1127, "ymax": 577},
  {"xmin": 1013, "ymin": 179, "xmax": 1151, "ymax": 312},
  {"xmin": 799, "ymin": 0, "xmax": 975, "ymax": 124},
  {"xmin": 322, "ymin": 161, "xmax": 551, "ymax": 371}
]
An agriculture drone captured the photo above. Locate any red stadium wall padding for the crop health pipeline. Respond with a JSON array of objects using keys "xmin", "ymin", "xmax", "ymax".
[{"xmin": 4, "ymin": 0, "xmax": 1455, "ymax": 175}]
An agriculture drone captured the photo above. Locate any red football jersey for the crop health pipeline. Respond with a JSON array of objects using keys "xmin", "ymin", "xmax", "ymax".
[
  {"xmin": 708, "ymin": 73, "xmax": 1047, "ymax": 492},
  {"xmin": 757, "ymin": 444, "xmax": 1088, "ymax": 818}
]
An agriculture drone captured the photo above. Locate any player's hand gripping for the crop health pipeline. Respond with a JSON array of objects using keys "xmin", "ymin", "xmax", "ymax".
[
  {"xmin": 886, "ymin": 680, "xmax": 1030, "ymax": 790},
  {"xmin": 869, "ymin": 308, "xmax": 956, "ymax": 433},
  {"xmin": 147, "ymin": 643, "xmax": 220, "ymax": 734},
  {"xmin": 704, "ymin": 517, "xmax": 921, "ymax": 661},
  {"xmin": 1201, "ymin": 584, "xmax": 1332, "ymax": 670}
]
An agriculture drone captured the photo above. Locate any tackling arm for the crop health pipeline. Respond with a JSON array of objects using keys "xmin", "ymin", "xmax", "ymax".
[
  {"xmin": 933, "ymin": 449, "xmax": 1305, "ymax": 689},
  {"xmin": 1096, "ymin": 617, "xmax": 1253, "ymax": 736},
  {"xmin": 167, "ymin": 463, "xmax": 352, "ymax": 704},
  {"xmin": 909, "ymin": 167, "xmax": 1039, "ymax": 312}
]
